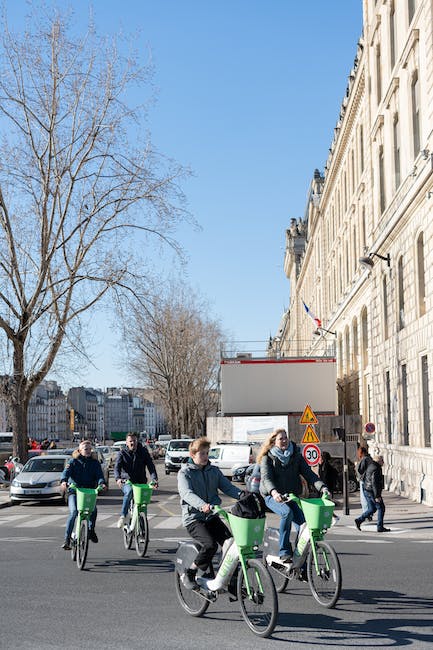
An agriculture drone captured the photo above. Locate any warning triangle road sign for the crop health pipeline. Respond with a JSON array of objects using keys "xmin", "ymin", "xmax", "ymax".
[
  {"xmin": 301, "ymin": 424, "xmax": 320, "ymax": 444},
  {"xmin": 299, "ymin": 404, "xmax": 318, "ymax": 425}
]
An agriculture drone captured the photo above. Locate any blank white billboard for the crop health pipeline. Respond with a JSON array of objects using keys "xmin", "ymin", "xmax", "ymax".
[{"xmin": 220, "ymin": 358, "xmax": 337, "ymax": 415}]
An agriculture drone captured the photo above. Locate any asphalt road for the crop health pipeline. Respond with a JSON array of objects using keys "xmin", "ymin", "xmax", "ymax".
[{"xmin": 1, "ymin": 466, "xmax": 433, "ymax": 649}]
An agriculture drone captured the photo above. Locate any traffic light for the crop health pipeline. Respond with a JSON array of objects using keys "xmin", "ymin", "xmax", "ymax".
[{"xmin": 333, "ymin": 427, "xmax": 346, "ymax": 441}]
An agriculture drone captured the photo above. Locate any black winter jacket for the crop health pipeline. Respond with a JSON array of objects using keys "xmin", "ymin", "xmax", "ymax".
[
  {"xmin": 363, "ymin": 460, "xmax": 384, "ymax": 498},
  {"xmin": 114, "ymin": 442, "xmax": 158, "ymax": 484}
]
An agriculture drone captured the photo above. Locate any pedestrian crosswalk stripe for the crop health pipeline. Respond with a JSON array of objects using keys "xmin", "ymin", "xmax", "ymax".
[
  {"xmin": 154, "ymin": 516, "xmax": 182, "ymax": 529},
  {"xmin": 16, "ymin": 514, "xmax": 65, "ymax": 527}
]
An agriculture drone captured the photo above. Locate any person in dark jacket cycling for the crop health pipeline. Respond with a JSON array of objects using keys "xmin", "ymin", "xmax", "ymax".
[
  {"xmin": 259, "ymin": 428, "xmax": 329, "ymax": 562},
  {"xmin": 355, "ymin": 455, "xmax": 390, "ymax": 532},
  {"xmin": 114, "ymin": 433, "xmax": 158, "ymax": 528},
  {"xmin": 60, "ymin": 439, "xmax": 107, "ymax": 549}
]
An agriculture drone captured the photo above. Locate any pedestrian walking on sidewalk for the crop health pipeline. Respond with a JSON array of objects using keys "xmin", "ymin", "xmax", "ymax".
[{"xmin": 355, "ymin": 455, "xmax": 390, "ymax": 533}]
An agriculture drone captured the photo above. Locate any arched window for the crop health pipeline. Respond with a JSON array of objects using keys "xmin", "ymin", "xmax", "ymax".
[
  {"xmin": 352, "ymin": 318, "xmax": 359, "ymax": 371},
  {"xmin": 417, "ymin": 232, "xmax": 426, "ymax": 316}
]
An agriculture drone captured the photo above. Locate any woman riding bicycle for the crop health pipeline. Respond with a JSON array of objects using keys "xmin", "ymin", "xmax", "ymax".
[{"xmin": 258, "ymin": 428, "xmax": 329, "ymax": 563}]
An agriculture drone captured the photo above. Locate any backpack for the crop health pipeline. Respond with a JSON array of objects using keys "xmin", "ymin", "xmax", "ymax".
[{"xmin": 231, "ymin": 490, "xmax": 266, "ymax": 519}]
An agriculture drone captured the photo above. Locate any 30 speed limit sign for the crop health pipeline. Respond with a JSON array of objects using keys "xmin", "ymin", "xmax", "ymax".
[{"xmin": 303, "ymin": 443, "xmax": 321, "ymax": 466}]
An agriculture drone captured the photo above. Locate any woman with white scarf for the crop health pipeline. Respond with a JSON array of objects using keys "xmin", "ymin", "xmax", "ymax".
[{"xmin": 258, "ymin": 428, "xmax": 329, "ymax": 562}]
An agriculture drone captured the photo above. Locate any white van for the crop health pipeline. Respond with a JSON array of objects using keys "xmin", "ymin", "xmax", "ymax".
[
  {"xmin": 208, "ymin": 444, "xmax": 255, "ymax": 479},
  {"xmin": 165, "ymin": 438, "xmax": 193, "ymax": 474}
]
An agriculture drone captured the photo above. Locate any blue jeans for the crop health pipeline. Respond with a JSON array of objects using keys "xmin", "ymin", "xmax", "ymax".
[
  {"xmin": 358, "ymin": 490, "xmax": 385, "ymax": 530},
  {"xmin": 121, "ymin": 482, "xmax": 133, "ymax": 517},
  {"xmin": 265, "ymin": 495, "xmax": 305, "ymax": 557},
  {"xmin": 65, "ymin": 493, "xmax": 97, "ymax": 540}
]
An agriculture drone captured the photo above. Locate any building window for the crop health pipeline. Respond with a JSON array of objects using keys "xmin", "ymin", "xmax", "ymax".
[
  {"xmin": 352, "ymin": 318, "xmax": 359, "ymax": 371},
  {"xmin": 417, "ymin": 232, "xmax": 426, "ymax": 316},
  {"xmin": 361, "ymin": 207, "xmax": 366, "ymax": 252},
  {"xmin": 379, "ymin": 145, "xmax": 386, "ymax": 214},
  {"xmin": 390, "ymin": 3, "xmax": 396, "ymax": 69},
  {"xmin": 382, "ymin": 275, "xmax": 389, "ymax": 340},
  {"xmin": 360, "ymin": 125, "xmax": 365, "ymax": 173},
  {"xmin": 411, "ymin": 71, "xmax": 420, "ymax": 156},
  {"xmin": 393, "ymin": 113, "xmax": 401, "ymax": 189},
  {"xmin": 408, "ymin": 0, "xmax": 416, "ymax": 24},
  {"xmin": 401, "ymin": 363, "xmax": 409, "ymax": 445},
  {"xmin": 376, "ymin": 44, "xmax": 382, "ymax": 103},
  {"xmin": 421, "ymin": 355, "xmax": 431, "ymax": 447},
  {"xmin": 361, "ymin": 308, "xmax": 368, "ymax": 368},
  {"xmin": 385, "ymin": 370, "xmax": 392, "ymax": 444},
  {"xmin": 398, "ymin": 256, "xmax": 405, "ymax": 330}
]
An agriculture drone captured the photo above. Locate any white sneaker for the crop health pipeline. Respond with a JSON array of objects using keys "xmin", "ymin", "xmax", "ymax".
[{"xmin": 117, "ymin": 516, "xmax": 125, "ymax": 529}]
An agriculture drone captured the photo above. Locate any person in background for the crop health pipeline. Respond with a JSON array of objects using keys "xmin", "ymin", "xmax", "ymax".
[
  {"xmin": 258, "ymin": 428, "xmax": 329, "ymax": 562},
  {"xmin": 356, "ymin": 446, "xmax": 373, "ymax": 518},
  {"xmin": 355, "ymin": 454, "xmax": 390, "ymax": 533},
  {"xmin": 318, "ymin": 451, "xmax": 338, "ymax": 496}
]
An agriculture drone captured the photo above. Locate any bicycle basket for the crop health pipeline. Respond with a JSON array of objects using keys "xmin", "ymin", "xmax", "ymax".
[
  {"xmin": 132, "ymin": 483, "xmax": 152, "ymax": 506},
  {"xmin": 227, "ymin": 512, "xmax": 266, "ymax": 547},
  {"xmin": 300, "ymin": 497, "xmax": 335, "ymax": 531},
  {"xmin": 76, "ymin": 487, "xmax": 98, "ymax": 513}
]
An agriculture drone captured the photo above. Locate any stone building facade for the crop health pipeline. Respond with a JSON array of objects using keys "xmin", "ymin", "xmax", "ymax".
[{"xmin": 276, "ymin": 0, "xmax": 433, "ymax": 505}]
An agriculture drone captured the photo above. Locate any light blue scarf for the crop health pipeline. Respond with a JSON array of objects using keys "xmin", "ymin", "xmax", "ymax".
[{"xmin": 270, "ymin": 441, "xmax": 294, "ymax": 467}]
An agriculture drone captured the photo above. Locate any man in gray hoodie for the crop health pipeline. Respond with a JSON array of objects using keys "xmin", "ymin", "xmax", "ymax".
[{"xmin": 177, "ymin": 436, "xmax": 242, "ymax": 589}]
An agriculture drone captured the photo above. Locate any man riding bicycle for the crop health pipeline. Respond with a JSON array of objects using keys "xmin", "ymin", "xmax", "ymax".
[
  {"xmin": 114, "ymin": 433, "xmax": 158, "ymax": 528},
  {"xmin": 60, "ymin": 439, "xmax": 107, "ymax": 549}
]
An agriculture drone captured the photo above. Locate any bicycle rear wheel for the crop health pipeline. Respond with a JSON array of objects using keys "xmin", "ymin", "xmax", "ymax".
[
  {"xmin": 237, "ymin": 558, "xmax": 278, "ymax": 638},
  {"xmin": 306, "ymin": 540, "xmax": 341, "ymax": 608},
  {"xmin": 135, "ymin": 512, "xmax": 149, "ymax": 557},
  {"xmin": 174, "ymin": 569, "xmax": 210, "ymax": 617},
  {"xmin": 77, "ymin": 520, "xmax": 89, "ymax": 570}
]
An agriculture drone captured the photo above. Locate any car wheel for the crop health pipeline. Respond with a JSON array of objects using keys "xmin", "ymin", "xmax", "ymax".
[{"xmin": 348, "ymin": 479, "xmax": 358, "ymax": 493}]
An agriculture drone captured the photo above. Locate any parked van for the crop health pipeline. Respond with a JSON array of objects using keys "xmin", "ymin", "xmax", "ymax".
[
  {"xmin": 165, "ymin": 438, "xmax": 194, "ymax": 474},
  {"xmin": 208, "ymin": 443, "xmax": 255, "ymax": 479}
]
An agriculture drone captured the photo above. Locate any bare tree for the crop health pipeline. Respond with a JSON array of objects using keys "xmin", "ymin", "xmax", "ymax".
[
  {"xmin": 0, "ymin": 8, "xmax": 191, "ymax": 460},
  {"xmin": 122, "ymin": 283, "xmax": 224, "ymax": 438}
]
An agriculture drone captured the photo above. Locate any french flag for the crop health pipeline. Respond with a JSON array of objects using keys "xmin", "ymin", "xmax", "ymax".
[{"xmin": 302, "ymin": 300, "xmax": 322, "ymax": 329}]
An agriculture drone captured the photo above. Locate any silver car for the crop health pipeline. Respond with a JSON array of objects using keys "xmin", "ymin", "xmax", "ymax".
[{"xmin": 10, "ymin": 454, "xmax": 71, "ymax": 504}]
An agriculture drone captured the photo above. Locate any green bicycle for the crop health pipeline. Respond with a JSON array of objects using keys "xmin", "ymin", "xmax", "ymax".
[
  {"xmin": 264, "ymin": 493, "xmax": 342, "ymax": 608},
  {"xmin": 175, "ymin": 505, "xmax": 278, "ymax": 638},
  {"xmin": 122, "ymin": 481, "xmax": 155, "ymax": 557},
  {"xmin": 70, "ymin": 484, "xmax": 104, "ymax": 570}
]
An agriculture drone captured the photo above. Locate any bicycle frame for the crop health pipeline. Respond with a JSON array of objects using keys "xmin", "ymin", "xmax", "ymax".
[{"xmin": 125, "ymin": 480, "xmax": 154, "ymax": 531}]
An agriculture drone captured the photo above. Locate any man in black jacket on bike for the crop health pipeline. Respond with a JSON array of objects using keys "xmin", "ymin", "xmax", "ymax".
[
  {"xmin": 355, "ymin": 455, "xmax": 390, "ymax": 533},
  {"xmin": 114, "ymin": 433, "xmax": 158, "ymax": 528}
]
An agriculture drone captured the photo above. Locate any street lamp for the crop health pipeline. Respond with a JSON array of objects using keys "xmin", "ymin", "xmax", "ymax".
[{"xmin": 359, "ymin": 252, "xmax": 391, "ymax": 270}]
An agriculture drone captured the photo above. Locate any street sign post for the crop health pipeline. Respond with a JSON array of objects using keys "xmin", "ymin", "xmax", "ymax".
[{"xmin": 302, "ymin": 443, "xmax": 321, "ymax": 467}]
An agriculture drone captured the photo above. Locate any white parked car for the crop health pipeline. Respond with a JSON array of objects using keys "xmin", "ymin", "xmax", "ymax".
[
  {"xmin": 10, "ymin": 454, "xmax": 71, "ymax": 504},
  {"xmin": 164, "ymin": 438, "xmax": 193, "ymax": 474}
]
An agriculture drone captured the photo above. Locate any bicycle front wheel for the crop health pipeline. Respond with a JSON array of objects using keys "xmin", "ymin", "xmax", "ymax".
[
  {"xmin": 135, "ymin": 513, "xmax": 149, "ymax": 557},
  {"xmin": 174, "ymin": 569, "xmax": 210, "ymax": 617},
  {"xmin": 77, "ymin": 520, "xmax": 89, "ymax": 570},
  {"xmin": 237, "ymin": 558, "xmax": 278, "ymax": 638},
  {"xmin": 306, "ymin": 540, "xmax": 342, "ymax": 608}
]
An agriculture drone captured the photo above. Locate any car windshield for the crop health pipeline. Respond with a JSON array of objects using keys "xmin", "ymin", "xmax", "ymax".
[
  {"xmin": 169, "ymin": 440, "xmax": 191, "ymax": 451},
  {"xmin": 208, "ymin": 448, "xmax": 220, "ymax": 459},
  {"xmin": 22, "ymin": 458, "xmax": 67, "ymax": 473}
]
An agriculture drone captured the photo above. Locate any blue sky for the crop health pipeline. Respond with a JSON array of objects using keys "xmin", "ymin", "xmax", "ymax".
[{"xmin": 6, "ymin": 1, "xmax": 363, "ymax": 389}]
